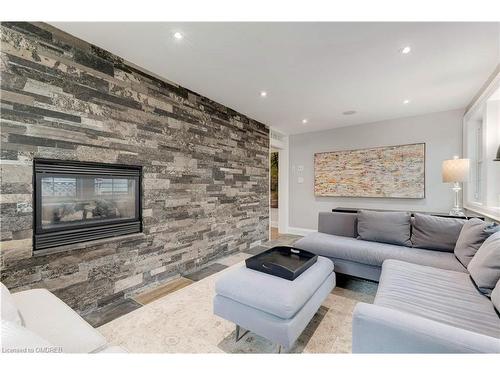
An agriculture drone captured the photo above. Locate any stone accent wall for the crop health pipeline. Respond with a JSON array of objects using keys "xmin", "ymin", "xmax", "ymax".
[{"xmin": 0, "ymin": 22, "xmax": 269, "ymax": 314}]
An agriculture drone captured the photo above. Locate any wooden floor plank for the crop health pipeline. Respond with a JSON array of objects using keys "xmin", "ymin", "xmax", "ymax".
[{"xmin": 133, "ymin": 277, "xmax": 194, "ymax": 305}]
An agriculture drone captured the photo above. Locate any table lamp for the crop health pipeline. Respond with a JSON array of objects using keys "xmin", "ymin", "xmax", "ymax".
[{"xmin": 442, "ymin": 157, "xmax": 470, "ymax": 217}]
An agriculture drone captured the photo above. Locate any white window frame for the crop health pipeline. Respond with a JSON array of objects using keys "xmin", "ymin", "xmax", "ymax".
[
  {"xmin": 463, "ymin": 69, "xmax": 500, "ymax": 221},
  {"xmin": 473, "ymin": 121, "xmax": 483, "ymax": 202}
]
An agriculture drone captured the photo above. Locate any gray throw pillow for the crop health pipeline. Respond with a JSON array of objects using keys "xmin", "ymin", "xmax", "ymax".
[
  {"xmin": 454, "ymin": 219, "xmax": 500, "ymax": 267},
  {"xmin": 357, "ymin": 210, "xmax": 412, "ymax": 246},
  {"xmin": 411, "ymin": 213, "xmax": 466, "ymax": 252},
  {"xmin": 467, "ymin": 231, "xmax": 500, "ymax": 296},
  {"xmin": 491, "ymin": 278, "xmax": 500, "ymax": 313}
]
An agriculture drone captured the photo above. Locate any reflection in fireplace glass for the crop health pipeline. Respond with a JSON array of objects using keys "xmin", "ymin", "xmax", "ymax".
[{"xmin": 41, "ymin": 176, "xmax": 136, "ymax": 230}]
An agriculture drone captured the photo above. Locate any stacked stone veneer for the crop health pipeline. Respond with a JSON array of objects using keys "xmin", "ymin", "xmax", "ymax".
[{"xmin": 0, "ymin": 22, "xmax": 269, "ymax": 314}]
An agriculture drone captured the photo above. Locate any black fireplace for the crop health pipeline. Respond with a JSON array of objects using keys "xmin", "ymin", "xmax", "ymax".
[{"xmin": 34, "ymin": 159, "xmax": 142, "ymax": 251}]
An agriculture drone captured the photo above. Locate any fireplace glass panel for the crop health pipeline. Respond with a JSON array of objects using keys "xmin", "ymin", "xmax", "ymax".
[
  {"xmin": 40, "ymin": 175, "xmax": 137, "ymax": 230},
  {"xmin": 34, "ymin": 160, "xmax": 142, "ymax": 251}
]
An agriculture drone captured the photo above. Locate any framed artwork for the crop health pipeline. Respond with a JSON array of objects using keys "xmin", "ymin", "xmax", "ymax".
[{"xmin": 314, "ymin": 143, "xmax": 425, "ymax": 198}]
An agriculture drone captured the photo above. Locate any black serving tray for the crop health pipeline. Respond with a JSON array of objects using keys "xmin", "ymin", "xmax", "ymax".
[{"xmin": 245, "ymin": 246, "xmax": 318, "ymax": 281}]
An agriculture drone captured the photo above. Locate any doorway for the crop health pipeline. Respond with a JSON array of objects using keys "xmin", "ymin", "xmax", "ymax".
[
  {"xmin": 270, "ymin": 149, "xmax": 279, "ymax": 239},
  {"xmin": 269, "ymin": 129, "xmax": 289, "ymax": 240}
]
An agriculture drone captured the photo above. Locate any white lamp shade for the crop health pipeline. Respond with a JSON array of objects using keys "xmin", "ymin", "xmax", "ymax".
[{"xmin": 442, "ymin": 158, "xmax": 470, "ymax": 183}]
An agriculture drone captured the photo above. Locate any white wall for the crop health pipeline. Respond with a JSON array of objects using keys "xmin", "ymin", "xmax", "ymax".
[{"xmin": 288, "ymin": 109, "xmax": 464, "ymax": 230}]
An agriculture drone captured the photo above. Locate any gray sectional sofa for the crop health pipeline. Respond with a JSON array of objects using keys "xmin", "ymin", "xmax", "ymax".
[
  {"xmin": 295, "ymin": 211, "xmax": 500, "ymax": 353},
  {"xmin": 295, "ymin": 211, "xmax": 466, "ymax": 281}
]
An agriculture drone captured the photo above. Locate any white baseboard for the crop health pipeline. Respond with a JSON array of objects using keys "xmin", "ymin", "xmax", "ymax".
[{"xmin": 285, "ymin": 226, "xmax": 317, "ymax": 236}]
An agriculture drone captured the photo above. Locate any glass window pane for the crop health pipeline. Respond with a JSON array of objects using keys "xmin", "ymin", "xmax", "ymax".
[{"xmin": 40, "ymin": 175, "xmax": 137, "ymax": 230}]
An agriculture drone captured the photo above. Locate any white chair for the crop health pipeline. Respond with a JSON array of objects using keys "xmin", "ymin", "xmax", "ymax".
[{"xmin": 1, "ymin": 282, "xmax": 126, "ymax": 353}]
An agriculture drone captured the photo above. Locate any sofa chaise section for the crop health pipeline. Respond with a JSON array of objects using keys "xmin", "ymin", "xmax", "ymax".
[{"xmin": 352, "ymin": 260, "xmax": 500, "ymax": 353}]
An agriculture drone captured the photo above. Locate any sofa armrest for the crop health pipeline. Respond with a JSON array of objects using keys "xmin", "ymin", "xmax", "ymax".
[
  {"xmin": 318, "ymin": 212, "xmax": 357, "ymax": 237},
  {"xmin": 352, "ymin": 302, "xmax": 500, "ymax": 353},
  {"xmin": 12, "ymin": 289, "xmax": 107, "ymax": 353}
]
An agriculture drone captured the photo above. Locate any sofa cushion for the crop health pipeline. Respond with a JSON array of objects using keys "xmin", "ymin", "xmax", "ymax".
[
  {"xmin": 375, "ymin": 260, "xmax": 500, "ymax": 338},
  {"xmin": 318, "ymin": 212, "xmax": 358, "ymax": 238},
  {"xmin": 411, "ymin": 213, "xmax": 465, "ymax": 252},
  {"xmin": 295, "ymin": 232, "xmax": 466, "ymax": 272},
  {"xmin": 467, "ymin": 231, "xmax": 500, "ymax": 296},
  {"xmin": 215, "ymin": 256, "xmax": 334, "ymax": 319},
  {"xmin": 12, "ymin": 288, "xmax": 107, "ymax": 353},
  {"xmin": 491, "ymin": 278, "xmax": 500, "ymax": 313},
  {"xmin": 1, "ymin": 320, "xmax": 55, "ymax": 352},
  {"xmin": 0, "ymin": 283, "xmax": 23, "ymax": 326},
  {"xmin": 357, "ymin": 210, "xmax": 412, "ymax": 246},
  {"xmin": 455, "ymin": 219, "xmax": 499, "ymax": 267}
]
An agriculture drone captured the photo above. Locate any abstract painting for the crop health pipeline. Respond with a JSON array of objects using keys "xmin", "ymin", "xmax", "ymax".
[{"xmin": 314, "ymin": 143, "xmax": 425, "ymax": 198}]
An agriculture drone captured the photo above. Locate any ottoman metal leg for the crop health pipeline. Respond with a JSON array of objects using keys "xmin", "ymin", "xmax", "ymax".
[
  {"xmin": 235, "ymin": 325, "xmax": 249, "ymax": 342},
  {"xmin": 277, "ymin": 344, "xmax": 282, "ymax": 354}
]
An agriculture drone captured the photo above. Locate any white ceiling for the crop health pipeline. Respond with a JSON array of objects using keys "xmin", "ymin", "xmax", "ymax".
[{"xmin": 51, "ymin": 22, "xmax": 499, "ymax": 134}]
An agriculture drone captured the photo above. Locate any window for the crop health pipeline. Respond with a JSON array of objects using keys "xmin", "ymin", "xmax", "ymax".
[
  {"xmin": 472, "ymin": 122, "xmax": 483, "ymax": 202},
  {"xmin": 463, "ymin": 74, "xmax": 500, "ymax": 221},
  {"xmin": 94, "ymin": 178, "xmax": 131, "ymax": 195},
  {"xmin": 42, "ymin": 177, "xmax": 77, "ymax": 197}
]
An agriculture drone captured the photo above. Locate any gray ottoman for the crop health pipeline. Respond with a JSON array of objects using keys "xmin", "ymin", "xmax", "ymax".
[{"xmin": 213, "ymin": 256, "xmax": 335, "ymax": 352}]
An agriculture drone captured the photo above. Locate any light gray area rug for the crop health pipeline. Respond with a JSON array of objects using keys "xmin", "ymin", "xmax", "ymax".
[{"xmin": 98, "ymin": 253, "xmax": 377, "ymax": 353}]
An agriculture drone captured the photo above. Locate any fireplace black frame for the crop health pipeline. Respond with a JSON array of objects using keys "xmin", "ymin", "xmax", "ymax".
[{"xmin": 33, "ymin": 159, "xmax": 142, "ymax": 251}]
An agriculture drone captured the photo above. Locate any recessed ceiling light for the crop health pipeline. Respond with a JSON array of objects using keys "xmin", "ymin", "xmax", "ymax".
[
  {"xmin": 342, "ymin": 110, "xmax": 357, "ymax": 115},
  {"xmin": 401, "ymin": 46, "xmax": 411, "ymax": 54},
  {"xmin": 260, "ymin": 91, "xmax": 267, "ymax": 97},
  {"xmin": 302, "ymin": 119, "xmax": 308, "ymax": 124},
  {"xmin": 173, "ymin": 32, "xmax": 183, "ymax": 40},
  {"xmin": 403, "ymin": 99, "xmax": 410, "ymax": 104}
]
